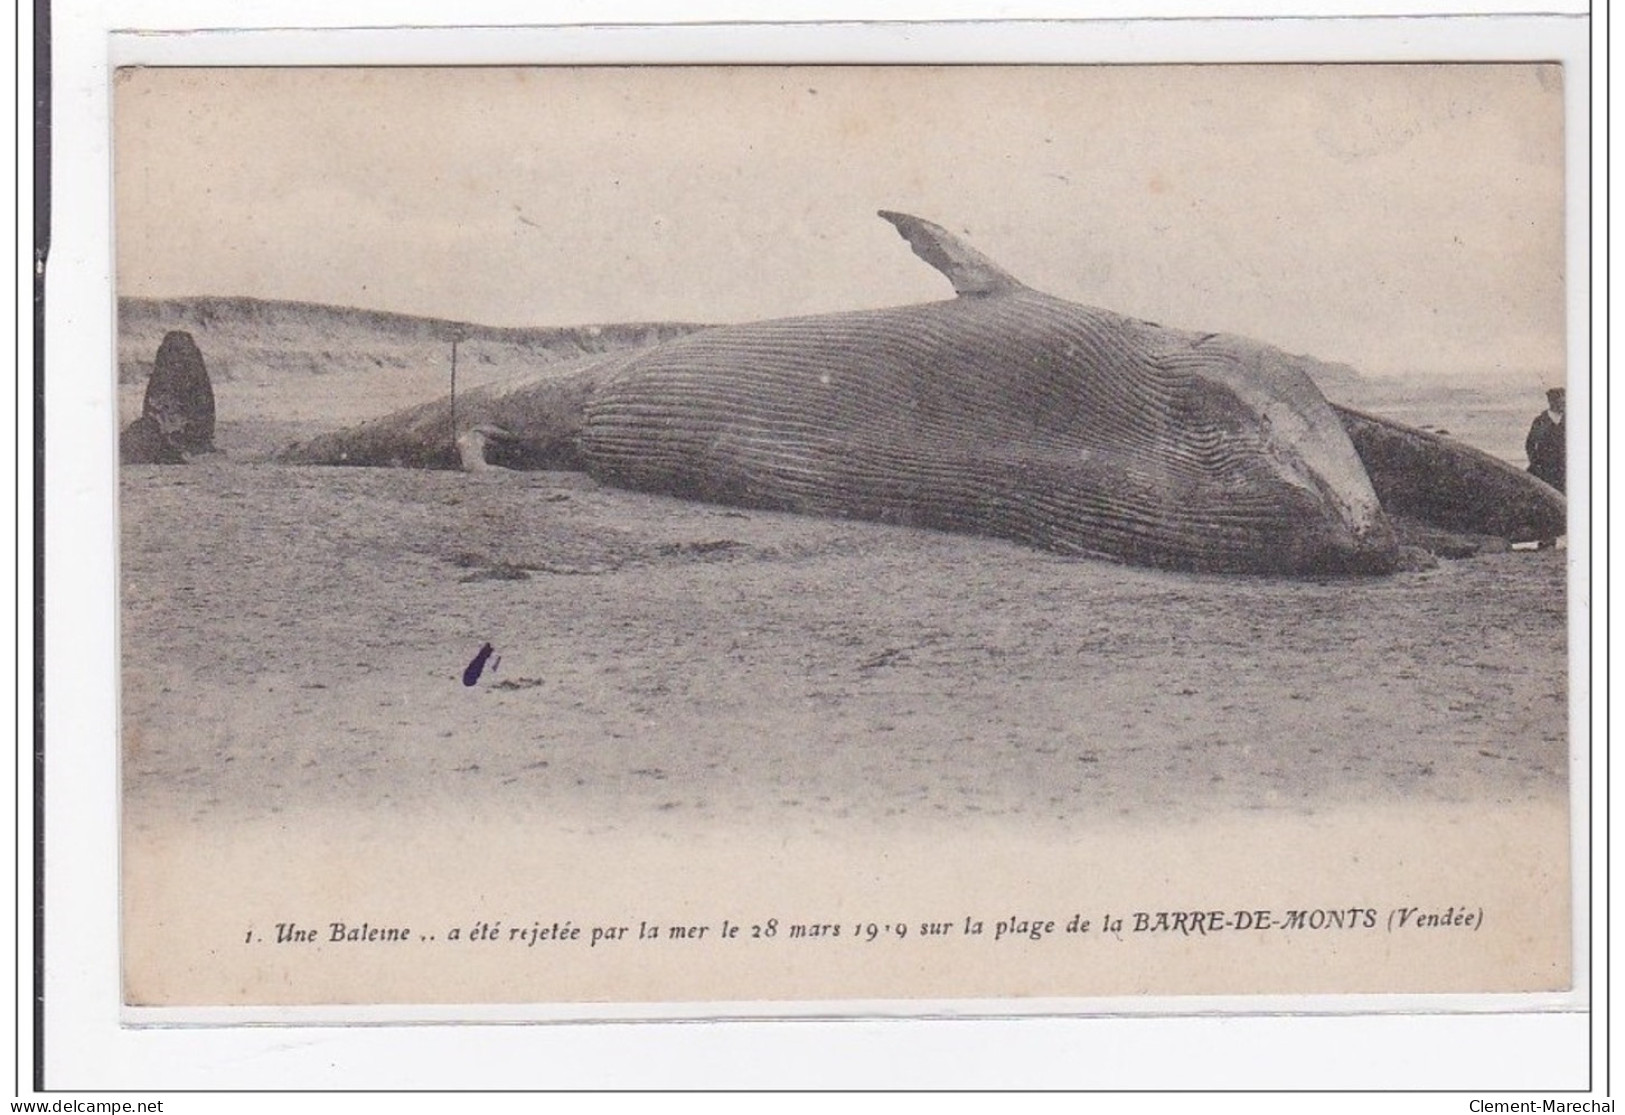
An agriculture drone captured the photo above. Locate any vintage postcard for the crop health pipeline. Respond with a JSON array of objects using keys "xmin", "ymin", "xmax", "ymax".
[{"xmin": 113, "ymin": 61, "xmax": 1579, "ymax": 1014}]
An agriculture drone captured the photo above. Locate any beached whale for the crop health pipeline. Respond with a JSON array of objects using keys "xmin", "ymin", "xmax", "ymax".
[{"xmin": 279, "ymin": 211, "xmax": 1565, "ymax": 574}]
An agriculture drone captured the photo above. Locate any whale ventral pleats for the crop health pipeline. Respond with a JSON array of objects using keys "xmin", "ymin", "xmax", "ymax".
[{"xmin": 878, "ymin": 210, "xmax": 1028, "ymax": 298}]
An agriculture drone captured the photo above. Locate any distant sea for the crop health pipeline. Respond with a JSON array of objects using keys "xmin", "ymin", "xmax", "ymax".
[{"xmin": 1325, "ymin": 378, "xmax": 1555, "ymax": 467}]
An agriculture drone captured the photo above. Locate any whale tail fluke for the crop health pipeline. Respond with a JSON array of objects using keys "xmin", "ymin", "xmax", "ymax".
[{"xmin": 878, "ymin": 210, "xmax": 1027, "ymax": 298}]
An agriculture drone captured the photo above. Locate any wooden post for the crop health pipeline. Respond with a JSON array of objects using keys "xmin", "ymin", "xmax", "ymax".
[{"xmin": 449, "ymin": 336, "xmax": 459, "ymax": 458}]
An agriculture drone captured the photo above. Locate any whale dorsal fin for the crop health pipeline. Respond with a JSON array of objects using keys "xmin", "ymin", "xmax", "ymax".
[{"xmin": 878, "ymin": 210, "xmax": 1027, "ymax": 298}]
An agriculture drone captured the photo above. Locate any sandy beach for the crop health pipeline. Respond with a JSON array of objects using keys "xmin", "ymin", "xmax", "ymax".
[
  {"xmin": 121, "ymin": 457, "xmax": 1568, "ymax": 836},
  {"xmin": 117, "ymin": 383, "xmax": 1572, "ymax": 1007}
]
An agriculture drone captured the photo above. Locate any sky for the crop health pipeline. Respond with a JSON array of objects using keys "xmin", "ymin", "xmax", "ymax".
[{"xmin": 114, "ymin": 64, "xmax": 1567, "ymax": 383}]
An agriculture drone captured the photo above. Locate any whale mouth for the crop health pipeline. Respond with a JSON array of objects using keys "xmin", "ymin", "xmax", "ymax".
[
  {"xmin": 1242, "ymin": 452, "xmax": 1401, "ymax": 576},
  {"xmin": 1287, "ymin": 520, "xmax": 1402, "ymax": 575},
  {"xmin": 1280, "ymin": 461, "xmax": 1402, "ymax": 575}
]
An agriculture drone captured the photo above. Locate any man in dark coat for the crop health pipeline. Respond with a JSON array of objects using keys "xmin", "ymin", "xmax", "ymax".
[{"xmin": 1526, "ymin": 387, "xmax": 1565, "ymax": 493}]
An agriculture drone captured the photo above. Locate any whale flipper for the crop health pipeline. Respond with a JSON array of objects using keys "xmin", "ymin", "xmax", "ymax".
[
  {"xmin": 878, "ymin": 210, "xmax": 1027, "ymax": 298},
  {"xmin": 456, "ymin": 425, "xmax": 517, "ymax": 472}
]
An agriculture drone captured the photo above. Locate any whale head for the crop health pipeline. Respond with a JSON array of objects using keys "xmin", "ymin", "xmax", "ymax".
[{"xmin": 1167, "ymin": 335, "xmax": 1400, "ymax": 575}]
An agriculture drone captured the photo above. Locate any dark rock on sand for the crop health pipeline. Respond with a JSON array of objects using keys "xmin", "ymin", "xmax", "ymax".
[{"xmin": 121, "ymin": 330, "xmax": 216, "ymax": 464}]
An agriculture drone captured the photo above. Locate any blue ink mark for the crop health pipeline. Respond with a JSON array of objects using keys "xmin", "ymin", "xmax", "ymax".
[{"xmin": 463, "ymin": 643, "xmax": 495, "ymax": 687}]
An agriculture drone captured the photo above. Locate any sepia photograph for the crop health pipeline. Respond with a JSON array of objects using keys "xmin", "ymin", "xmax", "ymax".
[{"xmin": 112, "ymin": 61, "xmax": 1578, "ymax": 1011}]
